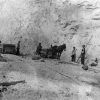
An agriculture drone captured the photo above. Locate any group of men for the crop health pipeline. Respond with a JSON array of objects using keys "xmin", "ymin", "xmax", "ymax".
[
  {"xmin": 36, "ymin": 43, "xmax": 98, "ymax": 67},
  {"xmin": 36, "ymin": 43, "xmax": 86, "ymax": 65},
  {"xmin": 71, "ymin": 45, "xmax": 86, "ymax": 65},
  {"xmin": 71, "ymin": 45, "xmax": 98, "ymax": 67},
  {"xmin": 36, "ymin": 43, "xmax": 85, "ymax": 64}
]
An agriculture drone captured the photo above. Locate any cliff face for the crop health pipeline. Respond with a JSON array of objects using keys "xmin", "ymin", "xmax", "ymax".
[{"xmin": 0, "ymin": 0, "xmax": 100, "ymax": 60}]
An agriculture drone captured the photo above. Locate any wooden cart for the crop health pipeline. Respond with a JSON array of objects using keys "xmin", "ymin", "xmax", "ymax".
[{"xmin": 0, "ymin": 43, "xmax": 16, "ymax": 54}]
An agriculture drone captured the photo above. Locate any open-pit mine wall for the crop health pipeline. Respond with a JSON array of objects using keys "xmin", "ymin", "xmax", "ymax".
[{"xmin": 0, "ymin": 0, "xmax": 100, "ymax": 60}]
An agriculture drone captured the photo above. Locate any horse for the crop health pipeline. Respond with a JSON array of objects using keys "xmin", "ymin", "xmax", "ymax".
[
  {"xmin": 39, "ymin": 44, "xmax": 66, "ymax": 59},
  {"xmin": 50, "ymin": 45, "xmax": 58, "ymax": 59},
  {"xmin": 46, "ymin": 44, "xmax": 66, "ymax": 59},
  {"xmin": 56, "ymin": 44, "xmax": 66, "ymax": 59}
]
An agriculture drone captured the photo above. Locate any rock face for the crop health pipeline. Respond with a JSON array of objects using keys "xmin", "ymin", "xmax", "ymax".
[{"xmin": 0, "ymin": 0, "xmax": 100, "ymax": 60}]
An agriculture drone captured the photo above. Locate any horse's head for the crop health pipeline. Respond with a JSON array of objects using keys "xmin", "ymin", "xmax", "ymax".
[{"xmin": 63, "ymin": 44, "xmax": 66, "ymax": 51}]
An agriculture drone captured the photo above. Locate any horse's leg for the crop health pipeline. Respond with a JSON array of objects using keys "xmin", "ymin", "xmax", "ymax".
[
  {"xmin": 45, "ymin": 49, "xmax": 48, "ymax": 58},
  {"xmin": 53, "ymin": 50, "xmax": 57, "ymax": 59},
  {"xmin": 55, "ymin": 52, "xmax": 58, "ymax": 59},
  {"xmin": 57, "ymin": 52, "xmax": 59, "ymax": 59},
  {"xmin": 51, "ymin": 50, "xmax": 54, "ymax": 58},
  {"xmin": 58, "ymin": 53, "xmax": 60, "ymax": 60},
  {"xmin": 58, "ymin": 52, "xmax": 62, "ymax": 60}
]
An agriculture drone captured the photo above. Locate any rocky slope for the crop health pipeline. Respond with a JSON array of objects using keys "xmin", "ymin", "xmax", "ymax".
[{"xmin": 0, "ymin": 0, "xmax": 100, "ymax": 60}]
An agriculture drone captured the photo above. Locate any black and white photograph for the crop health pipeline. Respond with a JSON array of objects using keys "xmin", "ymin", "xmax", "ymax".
[{"xmin": 0, "ymin": 0, "xmax": 99, "ymax": 99}]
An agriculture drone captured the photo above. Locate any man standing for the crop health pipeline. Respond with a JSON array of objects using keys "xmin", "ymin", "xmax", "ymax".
[
  {"xmin": 71, "ymin": 47, "xmax": 76, "ymax": 62},
  {"xmin": 0, "ymin": 41, "xmax": 2, "ymax": 55},
  {"xmin": 81, "ymin": 45, "xmax": 86, "ymax": 65},
  {"xmin": 36, "ymin": 43, "xmax": 42, "ymax": 55},
  {"xmin": 16, "ymin": 41, "xmax": 20, "ymax": 55}
]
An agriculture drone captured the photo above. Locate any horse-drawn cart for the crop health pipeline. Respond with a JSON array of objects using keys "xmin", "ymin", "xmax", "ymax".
[
  {"xmin": 38, "ymin": 44, "xmax": 66, "ymax": 59},
  {"xmin": 40, "ymin": 49, "xmax": 53, "ymax": 58}
]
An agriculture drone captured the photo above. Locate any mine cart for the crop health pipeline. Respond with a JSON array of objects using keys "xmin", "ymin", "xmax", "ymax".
[
  {"xmin": 2, "ymin": 44, "xmax": 16, "ymax": 54},
  {"xmin": 0, "ymin": 43, "xmax": 3, "ymax": 53}
]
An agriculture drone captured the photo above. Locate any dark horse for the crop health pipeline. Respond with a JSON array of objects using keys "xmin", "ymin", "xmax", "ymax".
[
  {"xmin": 49, "ymin": 45, "xmax": 58, "ymax": 59},
  {"xmin": 56, "ymin": 43, "xmax": 66, "ymax": 59},
  {"xmin": 40, "ymin": 44, "xmax": 66, "ymax": 59},
  {"xmin": 46, "ymin": 44, "xmax": 66, "ymax": 59}
]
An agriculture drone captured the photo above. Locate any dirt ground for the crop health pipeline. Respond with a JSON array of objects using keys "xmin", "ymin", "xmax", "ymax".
[{"xmin": 0, "ymin": 54, "xmax": 100, "ymax": 100}]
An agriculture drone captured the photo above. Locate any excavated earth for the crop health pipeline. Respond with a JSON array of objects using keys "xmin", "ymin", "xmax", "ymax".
[{"xmin": 0, "ymin": 54, "xmax": 99, "ymax": 100}]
